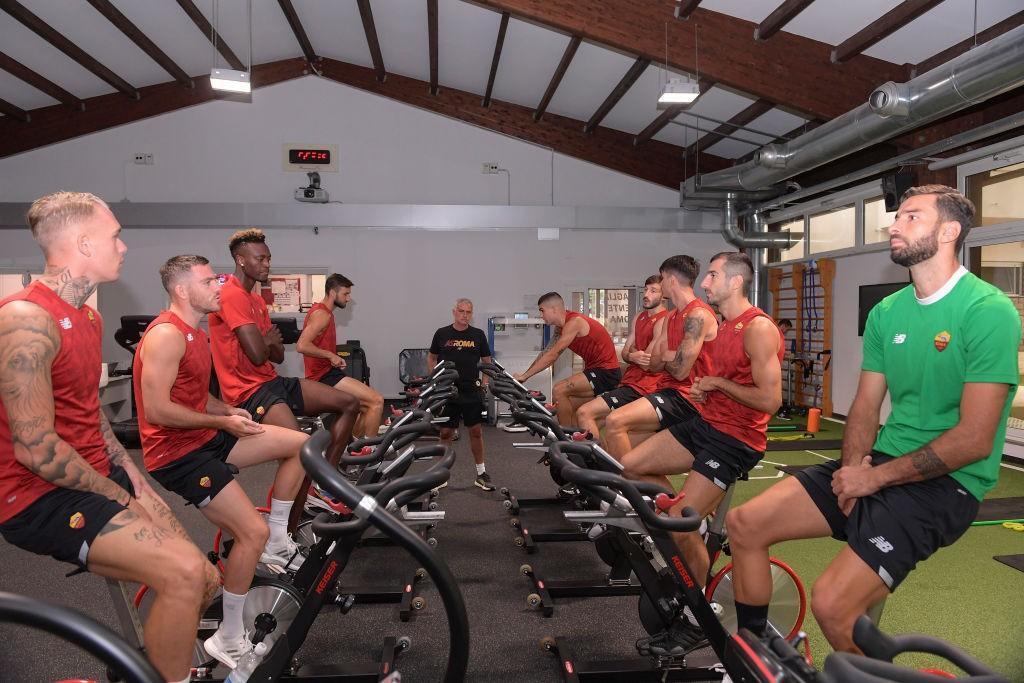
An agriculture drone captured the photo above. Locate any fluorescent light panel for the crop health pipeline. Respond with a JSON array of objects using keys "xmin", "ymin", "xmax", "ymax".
[
  {"xmin": 657, "ymin": 77, "xmax": 700, "ymax": 108},
  {"xmin": 210, "ymin": 68, "xmax": 251, "ymax": 93}
]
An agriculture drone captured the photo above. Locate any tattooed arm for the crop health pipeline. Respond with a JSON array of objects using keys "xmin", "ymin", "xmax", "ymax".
[
  {"xmin": 664, "ymin": 308, "xmax": 716, "ymax": 381},
  {"xmin": 0, "ymin": 301, "xmax": 131, "ymax": 506}
]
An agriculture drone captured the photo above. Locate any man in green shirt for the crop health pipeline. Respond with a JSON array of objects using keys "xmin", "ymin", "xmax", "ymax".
[{"xmin": 725, "ymin": 185, "xmax": 1020, "ymax": 652}]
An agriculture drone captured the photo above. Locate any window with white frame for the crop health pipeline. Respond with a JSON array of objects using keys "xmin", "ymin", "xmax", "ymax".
[
  {"xmin": 863, "ymin": 196, "xmax": 895, "ymax": 245},
  {"xmin": 809, "ymin": 204, "xmax": 856, "ymax": 254}
]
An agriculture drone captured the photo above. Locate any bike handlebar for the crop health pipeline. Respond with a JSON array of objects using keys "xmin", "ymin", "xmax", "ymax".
[{"xmin": 547, "ymin": 442, "xmax": 701, "ymax": 533}]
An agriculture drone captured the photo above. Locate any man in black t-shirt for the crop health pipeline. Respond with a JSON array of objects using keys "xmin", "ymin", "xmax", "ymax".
[{"xmin": 429, "ymin": 298, "xmax": 495, "ymax": 491}]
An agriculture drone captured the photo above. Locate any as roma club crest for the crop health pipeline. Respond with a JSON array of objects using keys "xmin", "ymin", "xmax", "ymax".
[
  {"xmin": 199, "ymin": 476, "xmax": 212, "ymax": 489},
  {"xmin": 69, "ymin": 512, "xmax": 85, "ymax": 529},
  {"xmin": 934, "ymin": 331, "xmax": 951, "ymax": 352}
]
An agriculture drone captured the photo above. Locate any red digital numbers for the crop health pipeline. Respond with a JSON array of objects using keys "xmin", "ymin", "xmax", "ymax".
[{"xmin": 289, "ymin": 149, "xmax": 331, "ymax": 164}]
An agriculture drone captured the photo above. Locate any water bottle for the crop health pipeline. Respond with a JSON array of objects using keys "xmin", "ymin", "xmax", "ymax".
[{"xmin": 226, "ymin": 641, "xmax": 268, "ymax": 682}]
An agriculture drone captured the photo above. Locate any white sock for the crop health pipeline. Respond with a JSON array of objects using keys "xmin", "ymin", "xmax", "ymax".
[
  {"xmin": 475, "ymin": 463, "xmax": 486, "ymax": 476},
  {"xmin": 219, "ymin": 590, "xmax": 246, "ymax": 641},
  {"xmin": 268, "ymin": 498, "xmax": 293, "ymax": 547},
  {"xmin": 682, "ymin": 604, "xmax": 700, "ymax": 626}
]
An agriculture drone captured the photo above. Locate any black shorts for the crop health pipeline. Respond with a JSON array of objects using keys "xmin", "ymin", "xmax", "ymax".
[
  {"xmin": 584, "ymin": 367, "xmax": 621, "ymax": 395},
  {"xmin": 150, "ymin": 431, "xmax": 239, "ymax": 508},
  {"xmin": 600, "ymin": 385, "xmax": 643, "ymax": 410},
  {"xmin": 239, "ymin": 376, "xmax": 305, "ymax": 422},
  {"xmin": 0, "ymin": 466, "xmax": 135, "ymax": 570},
  {"xmin": 793, "ymin": 452, "xmax": 979, "ymax": 591},
  {"xmin": 645, "ymin": 388, "xmax": 699, "ymax": 428},
  {"xmin": 668, "ymin": 416, "xmax": 762, "ymax": 490},
  {"xmin": 439, "ymin": 386, "xmax": 485, "ymax": 428},
  {"xmin": 317, "ymin": 367, "xmax": 345, "ymax": 387}
]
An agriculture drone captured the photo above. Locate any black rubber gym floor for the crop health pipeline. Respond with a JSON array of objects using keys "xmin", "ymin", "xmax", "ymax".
[{"xmin": 0, "ymin": 428, "xmax": 720, "ymax": 682}]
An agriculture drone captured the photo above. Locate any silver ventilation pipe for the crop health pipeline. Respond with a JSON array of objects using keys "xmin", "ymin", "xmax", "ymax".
[
  {"xmin": 720, "ymin": 193, "xmax": 802, "ymax": 250},
  {"xmin": 747, "ymin": 211, "xmax": 770, "ymax": 311},
  {"xmin": 694, "ymin": 25, "xmax": 1024, "ymax": 191}
]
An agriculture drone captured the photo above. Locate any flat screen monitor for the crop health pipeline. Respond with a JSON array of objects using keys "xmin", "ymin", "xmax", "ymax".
[{"xmin": 858, "ymin": 282, "xmax": 910, "ymax": 336}]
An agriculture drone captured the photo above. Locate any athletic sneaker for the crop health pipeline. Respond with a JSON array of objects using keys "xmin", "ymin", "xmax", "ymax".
[
  {"xmin": 261, "ymin": 537, "xmax": 304, "ymax": 569},
  {"xmin": 474, "ymin": 472, "xmax": 496, "ymax": 491},
  {"xmin": 204, "ymin": 629, "xmax": 253, "ymax": 670},
  {"xmin": 500, "ymin": 421, "xmax": 529, "ymax": 433},
  {"xmin": 304, "ymin": 485, "xmax": 351, "ymax": 515}
]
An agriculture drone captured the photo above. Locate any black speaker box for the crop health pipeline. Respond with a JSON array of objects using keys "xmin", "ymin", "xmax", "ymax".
[{"xmin": 882, "ymin": 170, "xmax": 917, "ymax": 212}]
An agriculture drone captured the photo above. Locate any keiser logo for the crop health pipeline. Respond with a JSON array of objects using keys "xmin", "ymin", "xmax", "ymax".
[
  {"xmin": 316, "ymin": 559, "xmax": 339, "ymax": 595},
  {"xmin": 671, "ymin": 556, "xmax": 695, "ymax": 588}
]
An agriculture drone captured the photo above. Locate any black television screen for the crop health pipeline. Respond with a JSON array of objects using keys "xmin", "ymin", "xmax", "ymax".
[{"xmin": 858, "ymin": 282, "xmax": 910, "ymax": 336}]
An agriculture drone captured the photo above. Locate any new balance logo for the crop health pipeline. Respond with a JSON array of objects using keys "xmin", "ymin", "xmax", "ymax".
[
  {"xmin": 892, "ymin": 333, "xmax": 906, "ymax": 344},
  {"xmin": 59, "ymin": 317, "xmax": 72, "ymax": 330},
  {"xmin": 186, "ymin": 333, "xmax": 194, "ymax": 342},
  {"xmin": 869, "ymin": 536, "xmax": 894, "ymax": 553},
  {"xmin": 705, "ymin": 459, "xmax": 720, "ymax": 470}
]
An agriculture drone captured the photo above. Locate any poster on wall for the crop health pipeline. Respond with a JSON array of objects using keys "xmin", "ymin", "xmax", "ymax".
[{"xmin": 269, "ymin": 276, "xmax": 302, "ymax": 312}]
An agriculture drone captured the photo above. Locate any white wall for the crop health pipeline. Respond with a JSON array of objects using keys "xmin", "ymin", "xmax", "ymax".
[
  {"xmin": 0, "ymin": 226, "xmax": 728, "ymax": 396},
  {"xmin": 0, "ymin": 76, "xmax": 680, "ymax": 208},
  {"xmin": 831, "ymin": 249, "xmax": 909, "ymax": 417}
]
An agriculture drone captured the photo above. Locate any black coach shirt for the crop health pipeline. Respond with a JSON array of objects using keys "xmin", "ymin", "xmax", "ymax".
[{"xmin": 430, "ymin": 325, "xmax": 491, "ymax": 388}]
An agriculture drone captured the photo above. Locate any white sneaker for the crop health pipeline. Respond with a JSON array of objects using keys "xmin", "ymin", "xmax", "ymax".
[
  {"xmin": 501, "ymin": 421, "xmax": 529, "ymax": 433},
  {"xmin": 261, "ymin": 537, "xmax": 305, "ymax": 569},
  {"xmin": 204, "ymin": 629, "xmax": 252, "ymax": 670}
]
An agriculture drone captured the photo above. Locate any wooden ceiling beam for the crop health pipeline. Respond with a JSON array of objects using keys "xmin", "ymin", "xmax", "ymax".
[
  {"xmin": 534, "ymin": 35, "xmax": 581, "ymax": 121},
  {"xmin": 315, "ymin": 57, "xmax": 731, "ymax": 188},
  {"xmin": 754, "ymin": 0, "xmax": 816, "ymax": 41},
  {"xmin": 481, "ymin": 12, "xmax": 510, "ymax": 107},
  {"xmin": 85, "ymin": 0, "xmax": 192, "ymax": 87},
  {"xmin": 584, "ymin": 57, "xmax": 650, "ymax": 134},
  {"xmin": 0, "ymin": 59, "xmax": 307, "ymax": 159},
  {"xmin": 356, "ymin": 0, "xmax": 387, "ymax": 83},
  {"xmin": 277, "ymin": 0, "xmax": 317, "ymax": 65},
  {"xmin": 0, "ymin": 0, "xmax": 138, "ymax": 99},
  {"xmin": 674, "ymin": 1, "xmax": 703, "ymax": 20},
  {"xmin": 634, "ymin": 77, "xmax": 715, "ymax": 145},
  {"xmin": 0, "ymin": 97, "xmax": 30, "ymax": 123},
  {"xmin": 685, "ymin": 99, "xmax": 775, "ymax": 157},
  {"xmin": 427, "ymin": 0, "xmax": 439, "ymax": 95},
  {"xmin": 914, "ymin": 10, "xmax": 1024, "ymax": 74},
  {"xmin": 0, "ymin": 50, "xmax": 84, "ymax": 110},
  {"xmin": 471, "ymin": 0, "xmax": 908, "ymax": 120},
  {"xmin": 831, "ymin": 0, "xmax": 945, "ymax": 63},
  {"xmin": 175, "ymin": 0, "xmax": 246, "ymax": 72}
]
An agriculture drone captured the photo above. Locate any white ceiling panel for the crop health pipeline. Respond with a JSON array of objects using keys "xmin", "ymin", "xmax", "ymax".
[
  {"xmin": 699, "ymin": 0, "xmax": 777, "ymax": 24},
  {"xmin": 651, "ymin": 85, "xmax": 757, "ymax": 147},
  {"xmin": 287, "ymin": 0, "xmax": 373, "ymax": 69},
  {"xmin": 436, "ymin": 0, "xmax": 502, "ymax": 97},
  {"xmin": 179, "ymin": 0, "xmax": 297, "ymax": 68},
  {"xmin": 601, "ymin": 65, "xmax": 693, "ymax": 136},
  {"xmin": 703, "ymin": 137, "xmax": 760, "ymax": 159},
  {"xmin": 0, "ymin": 10, "xmax": 114, "ymax": 98},
  {"xmin": 0, "ymin": 68, "xmax": 57, "ymax": 110},
  {"xmin": 110, "ymin": 0, "xmax": 231, "ymax": 80},
  {"xmin": 370, "ymin": 0, "xmax": 430, "ymax": 83},
  {"xmin": 19, "ymin": 0, "xmax": 171, "ymax": 90},
  {"xmin": 491, "ymin": 19, "xmax": 573, "ymax": 110},
  {"xmin": 546, "ymin": 41, "xmax": 638, "ymax": 124},
  {"xmin": 864, "ymin": 0, "xmax": 1024, "ymax": 65},
  {"xmin": 746, "ymin": 107, "xmax": 808, "ymax": 139}
]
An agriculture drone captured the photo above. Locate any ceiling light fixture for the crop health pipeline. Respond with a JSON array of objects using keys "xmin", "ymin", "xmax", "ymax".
[
  {"xmin": 658, "ymin": 77, "xmax": 700, "ymax": 107},
  {"xmin": 210, "ymin": 0, "xmax": 253, "ymax": 94}
]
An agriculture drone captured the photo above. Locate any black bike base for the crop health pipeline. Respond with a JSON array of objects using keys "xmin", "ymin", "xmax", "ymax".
[
  {"xmin": 523, "ymin": 565, "xmax": 640, "ymax": 618},
  {"xmin": 547, "ymin": 636, "xmax": 724, "ymax": 682}
]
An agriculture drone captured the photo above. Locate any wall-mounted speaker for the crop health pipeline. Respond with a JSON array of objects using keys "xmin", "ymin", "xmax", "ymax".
[{"xmin": 882, "ymin": 169, "xmax": 917, "ymax": 212}]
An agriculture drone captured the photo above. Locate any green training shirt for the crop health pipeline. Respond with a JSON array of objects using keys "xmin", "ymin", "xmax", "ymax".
[{"xmin": 862, "ymin": 268, "xmax": 1021, "ymax": 500}]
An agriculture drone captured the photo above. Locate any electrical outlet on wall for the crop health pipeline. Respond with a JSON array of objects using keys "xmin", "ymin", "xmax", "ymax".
[
  {"xmin": 144, "ymin": 153, "xmax": 154, "ymax": 165},
  {"xmin": 481, "ymin": 162, "xmax": 500, "ymax": 174},
  {"xmin": 133, "ymin": 153, "xmax": 146, "ymax": 165}
]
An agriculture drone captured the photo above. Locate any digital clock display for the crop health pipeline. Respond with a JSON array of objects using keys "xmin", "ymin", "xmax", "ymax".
[{"xmin": 288, "ymin": 149, "xmax": 331, "ymax": 164}]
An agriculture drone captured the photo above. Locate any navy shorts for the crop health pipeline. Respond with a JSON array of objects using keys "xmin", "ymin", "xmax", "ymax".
[
  {"xmin": 439, "ymin": 386, "xmax": 485, "ymax": 428},
  {"xmin": 794, "ymin": 452, "xmax": 979, "ymax": 590},
  {"xmin": 150, "ymin": 431, "xmax": 239, "ymax": 508},
  {"xmin": 668, "ymin": 416, "xmax": 761, "ymax": 490},
  {"xmin": 584, "ymin": 367, "xmax": 622, "ymax": 395},
  {"xmin": 317, "ymin": 367, "xmax": 345, "ymax": 387},
  {"xmin": 0, "ymin": 466, "xmax": 135, "ymax": 570},
  {"xmin": 239, "ymin": 376, "xmax": 305, "ymax": 422},
  {"xmin": 600, "ymin": 385, "xmax": 643, "ymax": 410},
  {"xmin": 645, "ymin": 388, "xmax": 699, "ymax": 428}
]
